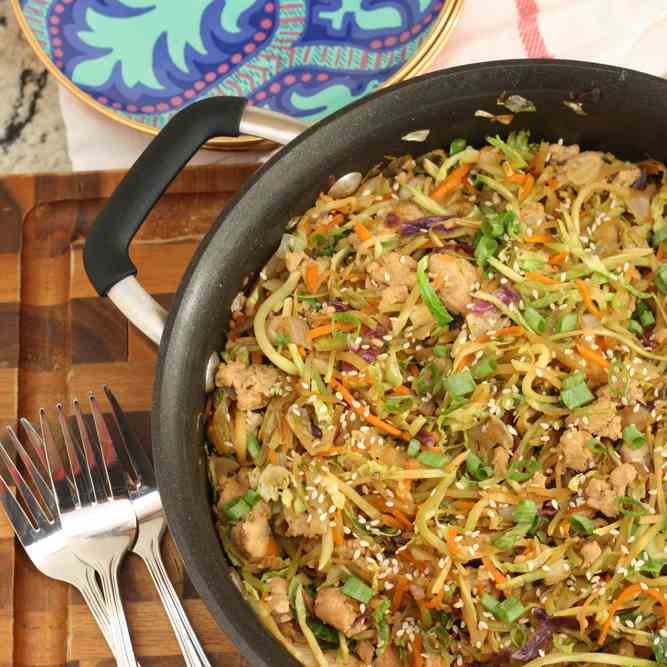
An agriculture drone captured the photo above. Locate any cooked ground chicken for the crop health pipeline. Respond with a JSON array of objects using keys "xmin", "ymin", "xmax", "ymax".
[
  {"xmin": 476, "ymin": 416, "xmax": 513, "ymax": 456},
  {"xmin": 373, "ymin": 647, "xmax": 403, "ymax": 667},
  {"xmin": 219, "ymin": 475, "xmax": 249, "ymax": 504},
  {"xmin": 548, "ymin": 142, "xmax": 580, "ymax": 163},
  {"xmin": 216, "ymin": 361, "xmax": 283, "ymax": 411},
  {"xmin": 581, "ymin": 541, "xmax": 602, "ymax": 566},
  {"xmin": 560, "ymin": 429, "xmax": 593, "ymax": 472},
  {"xmin": 565, "ymin": 399, "xmax": 622, "ymax": 440},
  {"xmin": 285, "ymin": 251, "xmax": 306, "ymax": 272},
  {"xmin": 283, "ymin": 503, "xmax": 328, "ymax": 537},
  {"xmin": 621, "ymin": 443, "xmax": 650, "ymax": 469},
  {"xmin": 492, "ymin": 446, "xmax": 510, "ymax": 476},
  {"xmin": 429, "ymin": 255, "xmax": 478, "ymax": 314},
  {"xmin": 231, "ymin": 501, "xmax": 272, "ymax": 560},
  {"xmin": 368, "ymin": 252, "xmax": 417, "ymax": 288},
  {"xmin": 620, "ymin": 405, "xmax": 651, "ymax": 431},
  {"xmin": 266, "ymin": 577, "xmax": 292, "ymax": 623},
  {"xmin": 585, "ymin": 464, "xmax": 637, "ymax": 517},
  {"xmin": 560, "ymin": 151, "xmax": 603, "ymax": 186},
  {"xmin": 592, "ymin": 219, "xmax": 620, "ymax": 257},
  {"xmin": 465, "ymin": 309, "xmax": 510, "ymax": 340},
  {"xmin": 519, "ymin": 201, "xmax": 545, "ymax": 230},
  {"xmin": 314, "ymin": 587, "xmax": 362, "ymax": 637},
  {"xmin": 380, "ymin": 284, "xmax": 409, "ymax": 311}
]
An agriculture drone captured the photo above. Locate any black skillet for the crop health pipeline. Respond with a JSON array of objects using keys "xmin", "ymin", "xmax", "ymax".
[{"xmin": 83, "ymin": 59, "xmax": 667, "ymax": 666}]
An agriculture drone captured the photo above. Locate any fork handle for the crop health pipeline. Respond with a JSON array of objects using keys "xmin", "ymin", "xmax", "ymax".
[
  {"xmin": 99, "ymin": 559, "xmax": 140, "ymax": 667},
  {"xmin": 76, "ymin": 567, "xmax": 114, "ymax": 650},
  {"xmin": 135, "ymin": 535, "xmax": 211, "ymax": 667}
]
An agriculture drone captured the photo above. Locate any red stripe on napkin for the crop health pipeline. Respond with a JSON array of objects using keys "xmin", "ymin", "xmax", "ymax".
[{"xmin": 515, "ymin": 0, "xmax": 552, "ymax": 58}]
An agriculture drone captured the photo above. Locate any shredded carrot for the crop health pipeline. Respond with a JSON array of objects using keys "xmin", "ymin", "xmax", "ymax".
[
  {"xmin": 392, "ymin": 577, "xmax": 409, "ymax": 611},
  {"xmin": 315, "ymin": 447, "xmax": 346, "ymax": 457},
  {"xmin": 446, "ymin": 526, "xmax": 461, "ymax": 559},
  {"xmin": 596, "ymin": 336, "xmax": 608, "ymax": 353},
  {"xmin": 519, "ymin": 174, "xmax": 535, "ymax": 201},
  {"xmin": 391, "ymin": 385, "xmax": 411, "ymax": 396},
  {"xmin": 476, "ymin": 325, "xmax": 526, "ymax": 343},
  {"xmin": 482, "ymin": 557, "xmax": 507, "ymax": 586},
  {"xmin": 280, "ymin": 417, "xmax": 290, "ymax": 443},
  {"xmin": 267, "ymin": 448, "xmax": 278, "ymax": 464},
  {"xmin": 425, "ymin": 589, "xmax": 445, "ymax": 609},
  {"xmin": 659, "ymin": 242, "xmax": 666, "ymax": 261},
  {"xmin": 431, "ymin": 163, "xmax": 473, "ymax": 201},
  {"xmin": 549, "ymin": 251, "xmax": 569, "ymax": 266},
  {"xmin": 354, "ymin": 222, "xmax": 372, "ymax": 242},
  {"xmin": 526, "ymin": 271, "xmax": 560, "ymax": 285},
  {"xmin": 331, "ymin": 379, "xmax": 410, "ymax": 440},
  {"xmin": 409, "ymin": 364, "xmax": 420, "ymax": 377},
  {"xmin": 576, "ymin": 343, "xmax": 610, "ymax": 370},
  {"xmin": 411, "ymin": 633, "xmax": 424, "ymax": 667},
  {"xmin": 576, "ymin": 279, "xmax": 603, "ymax": 319},
  {"xmin": 545, "ymin": 177, "xmax": 560, "ymax": 191},
  {"xmin": 455, "ymin": 354, "xmax": 474, "ymax": 372},
  {"xmin": 251, "ymin": 351, "xmax": 263, "ymax": 365},
  {"xmin": 523, "ymin": 233, "xmax": 554, "ymax": 244},
  {"xmin": 308, "ymin": 322, "xmax": 357, "ymax": 339},
  {"xmin": 387, "ymin": 507, "xmax": 413, "ymax": 530},
  {"xmin": 298, "ymin": 346, "xmax": 305, "ymax": 357},
  {"xmin": 333, "ymin": 510, "xmax": 344, "ymax": 546},
  {"xmin": 453, "ymin": 500, "xmax": 476, "ymax": 511},
  {"xmin": 304, "ymin": 262, "xmax": 321, "ymax": 294},
  {"xmin": 331, "ymin": 213, "xmax": 344, "ymax": 226},
  {"xmin": 381, "ymin": 514, "xmax": 404, "ymax": 531},
  {"xmin": 598, "ymin": 583, "xmax": 667, "ymax": 645},
  {"xmin": 265, "ymin": 538, "xmax": 281, "ymax": 557},
  {"xmin": 506, "ymin": 172, "xmax": 526, "ymax": 183}
]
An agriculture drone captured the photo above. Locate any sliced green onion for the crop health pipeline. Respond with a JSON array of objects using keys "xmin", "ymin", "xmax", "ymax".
[
  {"xmin": 417, "ymin": 256, "xmax": 453, "ymax": 327},
  {"xmin": 474, "ymin": 235, "xmax": 499, "ymax": 268},
  {"xmin": 342, "ymin": 576, "xmax": 374, "ymax": 604},
  {"xmin": 493, "ymin": 523, "xmax": 530, "ymax": 551},
  {"xmin": 622, "ymin": 424, "xmax": 646, "ymax": 449},
  {"xmin": 407, "ymin": 439, "xmax": 421, "ymax": 458},
  {"xmin": 446, "ymin": 369, "xmax": 476, "ymax": 398},
  {"xmin": 586, "ymin": 438, "xmax": 606, "ymax": 455},
  {"xmin": 486, "ymin": 135, "xmax": 528, "ymax": 169},
  {"xmin": 655, "ymin": 631, "xmax": 667, "ymax": 663},
  {"xmin": 433, "ymin": 345, "xmax": 449, "ymax": 358},
  {"xmin": 481, "ymin": 214, "xmax": 506, "ymax": 238},
  {"xmin": 243, "ymin": 489, "xmax": 262, "ymax": 507},
  {"xmin": 466, "ymin": 452, "xmax": 493, "ymax": 481},
  {"xmin": 656, "ymin": 265, "xmax": 667, "ymax": 294},
  {"xmin": 481, "ymin": 593, "xmax": 499, "ymax": 614},
  {"xmin": 221, "ymin": 496, "xmax": 251, "ymax": 522},
  {"xmin": 494, "ymin": 597, "xmax": 526, "ymax": 624},
  {"xmin": 617, "ymin": 495, "xmax": 648, "ymax": 517},
  {"xmin": 653, "ymin": 224, "xmax": 667, "ymax": 247},
  {"xmin": 247, "ymin": 434, "xmax": 262, "ymax": 462},
  {"xmin": 418, "ymin": 451, "xmax": 448, "ymax": 468},
  {"xmin": 449, "ymin": 138, "xmax": 466, "ymax": 155},
  {"xmin": 306, "ymin": 618, "xmax": 339, "ymax": 645},
  {"xmin": 569, "ymin": 514, "xmax": 596, "ymax": 536},
  {"xmin": 628, "ymin": 319, "xmax": 643, "ymax": 335},
  {"xmin": 513, "ymin": 499, "xmax": 537, "ymax": 525},
  {"xmin": 507, "ymin": 459, "xmax": 540, "ymax": 482},
  {"xmin": 519, "ymin": 258, "xmax": 545, "ymax": 272},
  {"xmin": 472, "ymin": 355, "xmax": 497, "ymax": 379},
  {"xmin": 274, "ymin": 333, "xmax": 289, "ymax": 347},
  {"xmin": 639, "ymin": 309, "xmax": 656, "ymax": 328},
  {"xmin": 562, "ymin": 370, "xmax": 586, "ymax": 391},
  {"xmin": 636, "ymin": 551, "xmax": 665, "ymax": 578},
  {"xmin": 561, "ymin": 382, "xmax": 594, "ymax": 410},
  {"xmin": 373, "ymin": 598, "xmax": 390, "ymax": 656},
  {"xmin": 523, "ymin": 307, "xmax": 546, "ymax": 334},
  {"xmin": 385, "ymin": 396, "xmax": 414, "ymax": 413},
  {"xmin": 556, "ymin": 313, "xmax": 578, "ymax": 334}
]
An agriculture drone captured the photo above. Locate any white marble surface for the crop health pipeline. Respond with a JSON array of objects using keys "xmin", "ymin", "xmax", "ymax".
[{"xmin": 0, "ymin": 0, "xmax": 70, "ymax": 174}]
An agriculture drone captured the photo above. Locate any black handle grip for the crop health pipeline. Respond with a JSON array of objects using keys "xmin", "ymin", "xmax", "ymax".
[{"xmin": 84, "ymin": 96, "xmax": 248, "ymax": 296}]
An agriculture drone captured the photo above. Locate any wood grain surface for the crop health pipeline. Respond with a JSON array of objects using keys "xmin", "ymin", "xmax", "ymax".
[{"xmin": 0, "ymin": 163, "xmax": 259, "ymax": 667}]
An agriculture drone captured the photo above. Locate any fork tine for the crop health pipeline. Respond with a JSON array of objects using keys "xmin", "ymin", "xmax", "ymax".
[
  {"xmin": 72, "ymin": 399, "xmax": 110, "ymax": 502},
  {"xmin": 0, "ymin": 439, "xmax": 51, "ymax": 530},
  {"xmin": 7, "ymin": 424, "xmax": 57, "ymax": 520},
  {"xmin": 103, "ymin": 385, "xmax": 152, "ymax": 486},
  {"xmin": 56, "ymin": 403, "xmax": 94, "ymax": 505},
  {"xmin": 88, "ymin": 392, "xmax": 128, "ymax": 498},
  {"xmin": 40, "ymin": 409, "xmax": 78, "ymax": 513},
  {"xmin": 0, "ymin": 472, "xmax": 37, "ymax": 546}
]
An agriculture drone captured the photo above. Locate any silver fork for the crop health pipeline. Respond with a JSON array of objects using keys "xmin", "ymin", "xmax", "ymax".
[
  {"xmin": 41, "ymin": 400, "xmax": 139, "ymax": 667},
  {"xmin": 103, "ymin": 386, "xmax": 212, "ymax": 667},
  {"xmin": 0, "ymin": 423, "xmax": 116, "ymax": 653}
]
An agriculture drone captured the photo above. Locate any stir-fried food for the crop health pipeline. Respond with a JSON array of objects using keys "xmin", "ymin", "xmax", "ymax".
[{"xmin": 205, "ymin": 132, "xmax": 667, "ymax": 667}]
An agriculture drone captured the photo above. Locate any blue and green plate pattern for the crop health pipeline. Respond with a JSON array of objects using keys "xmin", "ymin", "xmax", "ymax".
[{"xmin": 16, "ymin": 0, "xmax": 455, "ymax": 141}]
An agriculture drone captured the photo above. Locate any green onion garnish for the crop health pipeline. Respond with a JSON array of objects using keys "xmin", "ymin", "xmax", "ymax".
[
  {"xmin": 446, "ymin": 369, "xmax": 476, "ymax": 398},
  {"xmin": 485, "ymin": 596, "xmax": 526, "ymax": 624},
  {"xmin": 243, "ymin": 489, "xmax": 262, "ymax": 507},
  {"xmin": 561, "ymin": 370, "xmax": 586, "ymax": 391},
  {"xmin": 342, "ymin": 576, "xmax": 374, "ymax": 604},
  {"xmin": 569, "ymin": 513, "xmax": 596, "ymax": 536},
  {"xmin": 653, "ymin": 224, "xmax": 667, "ymax": 247},
  {"xmin": 622, "ymin": 424, "xmax": 646, "ymax": 449},
  {"xmin": 474, "ymin": 235, "xmax": 499, "ymax": 268},
  {"xmin": 560, "ymin": 381, "xmax": 594, "ymax": 410},
  {"xmin": 407, "ymin": 439, "xmax": 421, "ymax": 458},
  {"xmin": 433, "ymin": 345, "xmax": 449, "ymax": 358},
  {"xmin": 221, "ymin": 496, "xmax": 252, "ymax": 522},
  {"xmin": 385, "ymin": 396, "xmax": 414, "ymax": 413},
  {"xmin": 556, "ymin": 313, "xmax": 577, "ymax": 334},
  {"xmin": 656, "ymin": 265, "xmax": 667, "ymax": 294},
  {"xmin": 523, "ymin": 307, "xmax": 546, "ymax": 334},
  {"xmin": 507, "ymin": 459, "xmax": 540, "ymax": 482},
  {"xmin": 466, "ymin": 452, "xmax": 493, "ymax": 481},
  {"xmin": 513, "ymin": 499, "xmax": 537, "ymax": 525},
  {"xmin": 628, "ymin": 319, "xmax": 643, "ymax": 335},
  {"xmin": 418, "ymin": 451, "xmax": 448, "ymax": 468},
  {"xmin": 617, "ymin": 495, "xmax": 648, "ymax": 517},
  {"xmin": 449, "ymin": 138, "xmax": 466, "ymax": 155},
  {"xmin": 247, "ymin": 434, "xmax": 262, "ymax": 463},
  {"xmin": 472, "ymin": 355, "xmax": 497, "ymax": 379},
  {"xmin": 493, "ymin": 523, "xmax": 530, "ymax": 550},
  {"xmin": 417, "ymin": 256, "xmax": 453, "ymax": 327}
]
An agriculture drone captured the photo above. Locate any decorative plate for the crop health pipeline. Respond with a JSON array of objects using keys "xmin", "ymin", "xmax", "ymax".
[{"xmin": 13, "ymin": 0, "xmax": 463, "ymax": 148}]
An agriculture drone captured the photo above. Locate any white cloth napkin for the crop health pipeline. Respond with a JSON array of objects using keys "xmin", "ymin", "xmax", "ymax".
[{"xmin": 59, "ymin": 0, "xmax": 667, "ymax": 172}]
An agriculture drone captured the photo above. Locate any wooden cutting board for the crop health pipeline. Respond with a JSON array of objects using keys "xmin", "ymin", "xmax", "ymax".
[{"xmin": 0, "ymin": 163, "xmax": 260, "ymax": 667}]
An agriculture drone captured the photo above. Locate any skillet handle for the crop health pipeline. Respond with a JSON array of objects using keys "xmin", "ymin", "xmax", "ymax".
[{"xmin": 83, "ymin": 97, "xmax": 307, "ymax": 345}]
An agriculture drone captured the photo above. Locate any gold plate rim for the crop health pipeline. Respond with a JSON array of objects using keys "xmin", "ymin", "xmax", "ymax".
[{"xmin": 11, "ymin": 0, "xmax": 464, "ymax": 151}]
